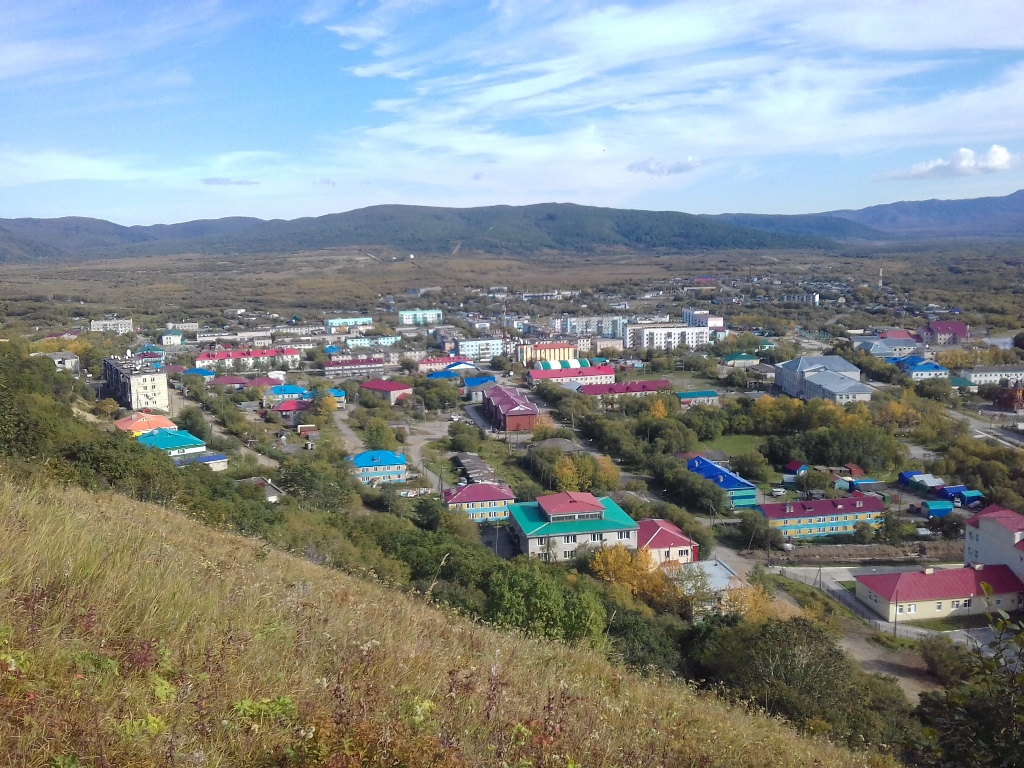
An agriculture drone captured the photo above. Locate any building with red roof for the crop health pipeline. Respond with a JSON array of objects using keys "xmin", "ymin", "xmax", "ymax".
[
  {"xmin": 578, "ymin": 380, "xmax": 671, "ymax": 398},
  {"xmin": 443, "ymin": 482, "xmax": 516, "ymax": 523},
  {"xmin": 194, "ymin": 347, "xmax": 301, "ymax": 371},
  {"xmin": 271, "ymin": 399, "xmax": 312, "ymax": 426},
  {"xmin": 359, "ymin": 379, "xmax": 413, "ymax": 405},
  {"xmin": 758, "ymin": 496, "xmax": 885, "ymax": 539},
  {"xmin": 965, "ymin": 504, "xmax": 1024, "ymax": 583},
  {"xmin": 527, "ymin": 365, "xmax": 615, "ymax": 387},
  {"xmin": 916, "ymin": 320, "xmax": 971, "ymax": 346},
  {"xmin": 207, "ymin": 375, "xmax": 249, "ymax": 390},
  {"xmin": 637, "ymin": 519, "xmax": 699, "ymax": 567},
  {"xmin": 417, "ymin": 355, "xmax": 471, "ymax": 373},
  {"xmin": 481, "ymin": 386, "xmax": 538, "ymax": 431},
  {"xmin": 855, "ymin": 564, "xmax": 1023, "ymax": 622},
  {"xmin": 114, "ymin": 413, "xmax": 178, "ymax": 436}
]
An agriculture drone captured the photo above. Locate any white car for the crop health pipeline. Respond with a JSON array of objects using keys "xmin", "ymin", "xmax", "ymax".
[{"xmin": 770, "ymin": 488, "xmax": 786, "ymax": 497}]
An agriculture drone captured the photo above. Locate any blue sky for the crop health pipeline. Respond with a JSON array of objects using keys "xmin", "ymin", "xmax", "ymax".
[{"xmin": 1, "ymin": 0, "xmax": 1023, "ymax": 224}]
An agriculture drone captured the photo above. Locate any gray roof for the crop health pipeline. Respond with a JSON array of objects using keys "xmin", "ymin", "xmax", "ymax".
[
  {"xmin": 775, "ymin": 355, "xmax": 860, "ymax": 375},
  {"xmin": 804, "ymin": 370, "xmax": 873, "ymax": 395},
  {"xmin": 965, "ymin": 364, "xmax": 1024, "ymax": 374}
]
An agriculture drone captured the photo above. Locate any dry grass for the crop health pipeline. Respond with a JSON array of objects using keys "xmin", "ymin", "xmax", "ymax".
[{"xmin": 0, "ymin": 474, "xmax": 896, "ymax": 767}]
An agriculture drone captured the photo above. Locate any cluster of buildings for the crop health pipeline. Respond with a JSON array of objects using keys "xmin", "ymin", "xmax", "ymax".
[
  {"xmin": 775, "ymin": 356, "xmax": 874, "ymax": 403},
  {"xmin": 113, "ymin": 412, "xmax": 227, "ymax": 471}
]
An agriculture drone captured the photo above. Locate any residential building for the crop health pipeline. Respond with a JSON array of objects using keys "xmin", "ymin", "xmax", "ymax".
[
  {"xmin": 455, "ymin": 337, "xmax": 507, "ymax": 361},
  {"xmin": 324, "ymin": 357, "xmax": 385, "ymax": 378},
  {"xmin": 91, "ymin": 317, "xmax": 134, "ymax": 334},
  {"xmin": 158, "ymin": 329, "xmax": 184, "ymax": 346},
  {"xmin": 963, "ymin": 364, "xmax": 1024, "ymax": 386},
  {"xmin": 758, "ymin": 496, "xmax": 885, "ymax": 539},
  {"xmin": 194, "ymin": 347, "xmax": 301, "ymax": 371},
  {"xmin": 851, "ymin": 337, "xmax": 923, "ymax": 358},
  {"xmin": 398, "ymin": 308, "xmax": 443, "ymax": 325},
  {"xmin": 417, "ymin": 355, "xmax": 471, "ymax": 373},
  {"xmin": 515, "ymin": 341, "xmax": 578, "ymax": 364},
  {"xmin": 527, "ymin": 364, "xmax": 616, "ymax": 387},
  {"xmin": 102, "ymin": 356, "xmax": 170, "ymax": 412},
  {"xmin": 916, "ymin": 320, "xmax": 971, "ymax": 345},
  {"xmin": 349, "ymin": 450, "xmax": 407, "ymax": 485},
  {"xmin": 33, "ymin": 351, "xmax": 80, "ymax": 376},
  {"xmin": 195, "ymin": 330, "xmax": 273, "ymax": 346},
  {"xmin": 507, "ymin": 492, "xmax": 639, "ymax": 562},
  {"xmin": 676, "ymin": 390, "xmax": 720, "ymax": 408},
  {"xmin": 208, "ymin": 375, "xmax": 249, "ymax": 390},
  {"xmin": 262, "ymin": 384, "xmax": 308, "ymax": 406},
  {"xmin": 686, "ymin": 456, "xmax": 758, "ymax": 509},
  {"xmin": 889, "ymin": 355, "xmax": 949, "ymax": 380},
  {"xmin": 346, "ymin": 335, "xmax": 401, "ymax": 348},
  {"xmin": 623, "ymin": 324, "xmax": 710, "ymax": 350},
  {"xmin": 637, "ymin": 518, "xmax": 699, "ymax": 567},
  {"xmin": 359, "ymin": 379, "xmax": 413, "ymax": 405},
  {"xmin": 271, "ymin": 399, "xmax": 313, "ymax": 426},
  {"xmin": 324, "ymin": 317, "xmax": 374, "ymax": 332},
  {"xmin": 578, "ymin": 380, "xmax": 672, "ymax": 398},
  {"xmin": 681, "ymin": 309, "xmax": 725, "ymax": 329},
  {"xmin": 165, "ymin": 321, "xmax": 199, "ymax": 333},
  {"xmin": 137, "ymin": 428, "xmax": 206, "ymax": 457},
  {"xmin": 549, "ymin": 315, "xmax": 628, "ymax": 339},
  {"xmin": 481, "ymin": 386, "xmax": 538, "ymax": 431},
  {"xmin": 722, "ymin": 352, "xmax": 760, "ymax": 368},
  {"xmin": 114, "ymin": 413, "xmax": 178, "ymax": 436},
  {"xmin": 855, "ymin": 565, "xmax": 1023, "ymax": 622},
  {"xmin": 965, "ymin": 504, "xmax": 1024, "ymax": 583},
  {"xmin": 777, "ymin": 293, "xmax": 820, "ymax": 306},
  {"xmin": 774, "ymin": 355, "xmax": 873, "ymax": 403},
  {"xmin": 237, "ymin": 477, "xmax": 286, "ymax": 503},
  {"xmin": 443, "ymin": 483, "xmax": 516, "ymax": 523}
]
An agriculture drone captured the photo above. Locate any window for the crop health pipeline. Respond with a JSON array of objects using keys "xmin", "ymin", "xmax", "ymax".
[
  {"xmin": 563, "ymin": 535, "xmax": 577, "ymax": 544},
  {"xmin": 952, "ymin": 600, "xmax": 961, "ymax": 609},
  {"xmin": 896, "ymin": 605, "xmax": 904, "ymax": 614},
  {"xmin": 964, "ymin": 598, "xmax": 972, "ymax": 608},
  {"xmin": 907, "ymin": 604, "xmax": 916, "ymax": 614},
  {"xmin": 663, "ymin": 550, "xmax": 671, "ymax": 559},
  {"xmin": 936, "ymin": 603, "xmax": 943, "ymax": 611},
  {"xmin": 617, "ymin": 531, "xmax": 630, "ymax": 540},
  {"xmin": 996, "ymin": 599, "xmax": 1003, "ymax": 606},
  {"xmin": 679, "ymin": 548, "xmax": 689, "ymax": 558},
  {"xmin": 563, "ymin": 551, "xmax": 573, "ymax": 560},
  {"xmin": 591, "ymin": 533, "xmax": 604, "ymax": 542}
]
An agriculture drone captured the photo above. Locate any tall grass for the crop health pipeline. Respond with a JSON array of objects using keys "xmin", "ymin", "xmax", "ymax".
[{"xmin": 0, "ymin": 474, "xmax": 895, "ymax": 767}]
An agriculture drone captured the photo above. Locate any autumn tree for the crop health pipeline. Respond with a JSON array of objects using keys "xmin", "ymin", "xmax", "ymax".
[
  {"xmin": 594, "ymin": 454, "xmax": 621, "ymax": 492},
  {"xmin": 554, "ymin": 454, "xmax": 581, "ymax": 491},
  {"xmin": 648, "ymin": 399, "xmax": 668, "ymax": 419},
  {"xmin": 532, "ymin": 413, "xmax": 557, "ymax": 440}
]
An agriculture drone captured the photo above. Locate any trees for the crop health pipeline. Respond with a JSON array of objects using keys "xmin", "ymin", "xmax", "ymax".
[
  {"xmin": 553, "ymin": 454, "xmax": 582, "ymax": 492},
  {"xmin": 363, "ymin": 417, "xmax": 400, "ymax": 451},
  {"xmin": 174, "ymin": 406, "xmax": 211, "ymax": 443},
  {"xmin": 737, "ymin": 510, "xmax": 784, "ymax": 550},
  {"xmin": 730, "ymin": 451, "xmax": 770, "ymax": 483},
  {"xmin": 594, "ymin": 454, "xmax": 621, "ymax": 492},
  {"xmin": 916, "ymin": 377, "xmax": 952, "ymax": 402}
]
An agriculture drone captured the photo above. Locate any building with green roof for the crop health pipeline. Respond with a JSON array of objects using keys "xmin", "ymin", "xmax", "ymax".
[
  {"xmin": 507, "ymin": 492, "xmax": 638, "ymax": 562},
  {"xmin": 722, "ymin": 352, "xmax": 760, "ymax": 368},
  {"xmin": 949, "ymin": 376, "xmax": 979, "ymax": 393},
  {"xmin": 137, "ymin": 428, "xmax": 206, "ymax": 457}
]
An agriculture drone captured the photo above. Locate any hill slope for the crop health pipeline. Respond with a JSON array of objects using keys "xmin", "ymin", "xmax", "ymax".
[
  {"xmin": 713, "ymin": 212, "xmax": 891, "ymax": 240},
  {"xmin": 0, "ymin": 473, "xmax": 890, "ymax": 767}
]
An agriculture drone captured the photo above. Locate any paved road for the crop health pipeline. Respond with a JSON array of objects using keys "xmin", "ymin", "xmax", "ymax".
[{"xmin": 169, "ymin": 387, "xmax": 278, "ymax": 469}]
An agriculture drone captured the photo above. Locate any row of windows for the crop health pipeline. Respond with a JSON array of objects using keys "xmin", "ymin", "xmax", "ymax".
[
  {"xmin": 780, "ymin": 512, "xmax": 873, "ymax": 525},
  {"xmin": 556, "ymin": 531, "xmax": 633, "ymax": 546}
]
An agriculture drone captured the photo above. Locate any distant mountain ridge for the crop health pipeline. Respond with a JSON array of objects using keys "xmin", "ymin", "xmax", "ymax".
[{"xmin": 0, "ymin": 190, "xmax": 1020, "ymax": 263}]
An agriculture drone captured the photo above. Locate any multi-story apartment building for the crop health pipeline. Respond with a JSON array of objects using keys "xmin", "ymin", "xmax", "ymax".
[
  {"xmin": 549, "ymin": 315, "xmax": 628, "ymax": 339},
  {"xmin": 349, "ymin": 450, "xmax": 407, "ymax": 486},
  {"xmin": 508, "ymin": 492, "xmax": 639, "ymax": 562},
  {"xmin": 681, "ymin": 309, "xmax": 725, "ymax": 329},
  {"xmin": 455, "ymin": 337, "xmax": 507, "ymax": 361},
  {"xmin": 965, "ymin": 504, "xmax": 1024, "ymax": 583},
  {"xmin": 91, "ymin": 317, "xmax": 134, "ymax": 334},
  {"xmin": 324, "ymin": 317, "xmax": 374, "ymax": 332},
  {"xmin": 963, "ymin": 365, "xmax": 1024, "ymax": 386},
  {"xmin": 760, "ymin": 497, "xmax": 884, "ymax": 539},
  {"xmin": 623, "ymin": 324, "xmax": 710, "ymax": 350},
  {"xmin": 165, "ymin": 321, "xmax": 200, "ymax": 333},
  {"xmin": 194, "ymin": 347, "xmax": 301, "ymax": 371},
  {"xmin": 398, "ymin": 309, "xmax": 443, "ymax": 325},
  {"xmin": 515, "ymin": 341, "xmax": 578, "ymax": 364},
  {"xmin": 103, "ymin": 356, "xmax": 169, "ymax": 412},
  {"xmin": 443, "ymin": 483, "xmax": 516, "ymax": 523}
]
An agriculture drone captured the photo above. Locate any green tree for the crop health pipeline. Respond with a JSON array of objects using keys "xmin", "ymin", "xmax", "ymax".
[
  {"xmin": 363, "ymin": 417, "xmax": 400, "ymax": 451},
  {"xmin": 730, "ymin": 451, "xmax": 771, "ymax": 483},
  {"xmin": 174, "ymin": 406, "xmax": 211, "ymax": 443},
  {"xmin": 852, "ymin": 521, "xmax": 874, "ymax": 544},
  {"xmin": 916, "ymin": 377, "xmax": 952, "ymax": 402}
]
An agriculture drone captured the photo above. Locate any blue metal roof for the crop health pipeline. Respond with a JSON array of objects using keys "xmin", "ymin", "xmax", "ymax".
[
  {"xmin": 687, "ymin": 455, "xmax": 756, "ymax": 492},
  {"xmin": 464, "ymin": 376, "xmax": 496, "ymax": 388},
  {"xmin": 350, "ymin": 450, "xmax": 406, "ymax": 468},
  {"xmin": 183, "ymin": 367, "xmax": 215, "ymax": 377},
  {"xmin": 268, "ymin": 384, "xmax": 307, "ymax": 395},
  {"xmin": 427, "ymin": 370, "xmax": 461, "ymax": 379}
]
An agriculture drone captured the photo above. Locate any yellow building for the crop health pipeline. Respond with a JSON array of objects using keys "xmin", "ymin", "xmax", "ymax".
[{"xmin": 515, "ymin": 341, "xmax": 578, "ymax": 364}]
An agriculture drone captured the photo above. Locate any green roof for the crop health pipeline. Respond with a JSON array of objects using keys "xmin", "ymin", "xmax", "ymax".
[
  {"xmin": 508, "ymin": 496, "xmax": 638, "ymax": 537},
  {"xmin": 677, "ymin": 390, "xmax": 719, "ymax": 399},
  {"xmin": 722, "ymin": 352, "xmax": 759, "ymax": 362},
  {"xmin": 137, "ymin": 428, "xmax": 206, "ymax": 452},
  {"xmin": 950, "ymin": 376, "xmax": 975, "ymax": 388}
]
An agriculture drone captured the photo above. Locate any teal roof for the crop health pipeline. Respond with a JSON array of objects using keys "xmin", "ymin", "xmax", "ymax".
[
  {"xmin": 137, "ymin": 428, "xmax": 205, "ymax": 452},
  {"xmin": 950, "ymin": 376, "xmax": 975, "ymax": 388},
  {"xmin": 723, "ymin": 352, "xmax": 759, "ymax": 362},
  {"xmin": 677, "ymin": 390, "xmax": 719, "ymax": 398},
  {"xmin": 508, "ymin": 496, "xmax": 638, "ymax": 537}
]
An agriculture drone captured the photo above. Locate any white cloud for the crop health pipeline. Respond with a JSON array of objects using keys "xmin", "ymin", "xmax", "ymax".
[
  {"xmin": 627, "ymin": 158, "xmax": 701, "ymax": 176},
  {"xmin": 201, "ymin": 177, "xmax": 259, "ymax": 186},
  {"xmin": 893, "ymin": 144, "xmax": 1020, "ymax": 178}
]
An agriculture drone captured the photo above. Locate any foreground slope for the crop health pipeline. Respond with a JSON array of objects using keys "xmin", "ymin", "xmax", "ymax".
[{"xmin": 0, "ymin": 475, "xmax": 891, "ymax": 768}]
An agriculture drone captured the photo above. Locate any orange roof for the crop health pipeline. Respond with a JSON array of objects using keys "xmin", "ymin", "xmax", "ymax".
[{"xmin": 114, "ymin": 413, "xmax": 177, "ymax": 433}]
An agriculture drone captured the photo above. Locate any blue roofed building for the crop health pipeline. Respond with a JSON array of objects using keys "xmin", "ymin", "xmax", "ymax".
[
  {"xmin": 349, "ymin": 450, "xmax": 407, "ymax": 485},
  {"xmin": 301, "ymin": 388, "xmax": 347, "ymax": 406},
  {"xmin": 263, "ymin": 383, "xmax": 308, "ymax": 406},
  {"xmin": 427, "ymin": 369, "xmax": 461, "ymax": 380},
  {"xmin": 686, "ymin": 455, "xmax": 758, "ymax": 509},
  {"xmin": 183, "ymin": 367, "xmax": 215, "ymax": 378},
  {"xmin": 463, "ymin": 375, "xmax": 496, "ymax": 389},
  {"xmin": 887, "ymin": 356, "xmax": 949, "ymax": 381}
]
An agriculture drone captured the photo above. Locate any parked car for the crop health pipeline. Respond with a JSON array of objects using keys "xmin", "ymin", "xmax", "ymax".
[{"xmin": 770, "ymin": 488, "xmax": 786, "ymax": 497}]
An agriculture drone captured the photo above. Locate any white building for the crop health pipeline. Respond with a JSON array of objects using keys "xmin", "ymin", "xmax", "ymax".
[
  {"xmin": 324, "ymin": 317, "xmax": 374, "ymax": 332},
  {"xmin": 91, "ymin": 318, "xmax": 134, "ymax": 334},
  {"xmin": 32, "ymin": 351, "xmax": 81, "ymax": 376},
  {"xmin": 549, "ymin": 315, "xmax": 628, "ymax": 339},
  {"xmin": 158, "ymin": 329, "xmax": 184, "ymax": 346},
  {"xmin": 965, "ymin": 504, "xmax": 1024, "ymax": 583},
  {"xmin": 681, "ymin": 309, "xmax": 725, "ymax": 329},
  {"xmin": 623, "ymin": 324, "xmax": 710, "ymax": 350},
  {"xmin": 963, "ymin": 365, "xmax": 1024, "ymax": 387},
  {"xmin": 398, "ymin": 308, "xmax": 443, "ymax": 325},
  {"xmin": 775, "ymin": 355, "xmax": 873, "ymax": 403},
  {"xmin": 455, "ymin": 337, "xmax": 508, "ymax": 361},
  {"xmin": 102, "ymin": 357, "xmax": 169, "ymax": 411},
  {"xmin": 777, "ymin": 293, "xmax": 820, "ymax": 306},
  {"xmin": 165, "ymin": 321, "xmax": 199, "ymax": 333}
]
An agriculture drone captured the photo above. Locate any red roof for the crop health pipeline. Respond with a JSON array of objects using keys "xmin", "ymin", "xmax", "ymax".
[
  {"xmin": 966, "ymin": 504, "xmax": 1024, "ymax": 533},
  {"xmin": 925, "ymin": 320, "xmax": 970, "ymax": 336},
  {"xmin": 579, "ymin": 380, "xmax": 671, "ymax": 396},
  {"xmin": 419, "ymin": 355, "xmax": 470, "ymax": 365},
  {"xmin": 248, "ymin": 376, "xmax": 282, "ymax": 387},
  {"xmin": 784, "ymin": 460, "xmax": 807, "ymax": 472},
  {"xmin": 528, "ymin": 365, "xmax": 615, "ymax": 380},
  {"xmin": 533, "ymin": 342, "xmax": 576, "ymax": 350},
  {"xmin": 637, "ymin": 519, "xmax": 698, "ymax": 552},
  {"xmin": 443, "ymin": 483, "xmax": 516, "ymax": 505},
  {"xmin": 272, "ymin": 400, "xmax": 312, "ymax": 412},
  {"xmin": 879, "ymin": 329, "xmax": 914, "ymax": 340},
  {"xmin": 360, "ymin": 379, "xmax": 413, "ymax": 392},
  {"xmin": 856, "ymin": 565, "xmax": 1024, "ymax": 603},
  {"xmin": 759, "ymin": 496, "xmax": 884, "ymax": 520},
  {"xmin": 537, "ymin": 491, "xmax": 604, "ymax": 516},
  {"xmin": 196, "ymin": 347, "xmax": 298, "ymax": 362}
]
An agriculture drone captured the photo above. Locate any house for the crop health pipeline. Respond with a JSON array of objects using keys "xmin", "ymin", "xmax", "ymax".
[
  {"xmin": 194, "ymin": 347, "xmax": 301, "ymax": 371},
  {"xmin": 443, "ymin": 483, "xmax": 516, "ymax": 523},
  {"xmin": 359, "ymin": 379, "xmax": 414, "ymax": 405},
  {"xmin": 427, "ymin": 369, "xmax": 461, "ymax": 381},
  {"xmin": 758, "ymin": 496, "xmax": 885, "ymax": 539},
  {"xmin": 578, "ymin": 380, "xmax": 672, "ymax": 399},
  {"xmin": 916, "ymin": 320, "xmax": 971, "ymax": 346},
  {"xmin": 507, "ymin": 492, "xmax": 639, "ymax": 562},
  {"xmin": 949, "ymin": 376, "xmax": 979, "ymax": 393},
  {"xmin": 301, "ymin": 388, "xmax": 346, "ymax": 407},
  {"xmin": 137, "ymin": 428, "xmax": 206, "ymax": 457},
  {"xmin": 271, "ymin": 399, "xmax": 313, "ymax": 426},
  {"xmin": 678, "ymin": 450, "xmax": 730, "ymax": 466},
  {"xmin": 91, "ymin": 317, "xmax": 134, "ymax": 334},
  {"xmin": 462, "ymin": 375, "xmax": 496, "ymax": 390},
  {"xmin": 417, "ymin": 356, "xmax": 471, "ymax": 373},
  {"xmin": 855, "ymin": 565, "xmax": 1023, "ymax": 622},
  {"xmin": 349, "ymin": 450, "xmax": 407, "ymax": 485},
  {"xmin": 103, "ymin": 357, "xmax": 170, "ymax": 412},
  {"xmin": 114, "ymin": 413, "xmax": 178, "ymax": 436},
  {"xmin": 527, "ymin": 363, "xmax": 616, "ymax": 387},
  {"xmin": 962, "ymin": 364, "xmax": 1024, "ymax": 387},
  {"xmin": 208, "ymin": 375, "xmax": 249, "ymax": 390},
  {"xmin": 172, "ymin": 453, "xmax": 229, "ymax": 472},
  {"xmin": 774, "ymin": 355, "xmax": 873, "ymax": 403},
  {"xmin": 515, "ymin": 341, "xmax": 578, "ymax": 365},
  {"xmin": 263, "ymin": 384, "xmax": 308, "ymax": 407},
  {"xmin": 159, "ymin": 329, "xmax": 184, "ymax": 346},
  {"xmin": 236, "ymin": 476, "xmax": 286, "ymax": 503},
  {"xmin": 851, "ymin": 336, "xmax": 923, "ymax": 358},
  {"xmin": 888, "ymin": 356, "xmax": 949, "ymax": 380},
  {"xmin": 637, "ymin": 519, "xmax": 699, "ymax": 567},
  {"xmin": 965, "ymin": 504, "xmax": 1024, "ymax": 583},
  {"xmin": 843, "ymin": 463, "xmax": 865, "ymax": 477},
  {"xmin": 182, "ymin": 367, "xmax": 215, "ymax": 380},
  {"xmin": 750, "ymin": 363, "xmax": 777, "ymax": 383},
  {"xmin": 249, "ymin": 376, "xmax": 284, "ymax": 388},
  {"xmin": 32, "ymin": 351, "xmax": 81, "ymax": 376},
  {"xmin": 722, "ymin": 352, "xmax": 760, "ymax": 368},
  {"xmin": 481, "ymin": 386, "xmax": 538, "ymax": 431},
  {"xmin": 324, "ymin": 357, "xmax": 385, "ymax": 378},
  {"xmin": 785, "ymin": 461, "xmax": 809, "ymax": 476},
  {"xmin": 676, "ymin": 390, "xmax": 720, "ymax": 408},
  {"xmin": 686, "ymin": 455, "xmax": 758, "ymax": 509},
  {"xmin": 454, "ymin": 452, "xmax": 502, "ymax": 484}
]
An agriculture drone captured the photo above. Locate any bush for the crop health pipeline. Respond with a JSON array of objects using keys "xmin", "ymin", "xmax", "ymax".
[{"xmin": 918, "ymin": 635, "xmax": 974, "ymax": 686}]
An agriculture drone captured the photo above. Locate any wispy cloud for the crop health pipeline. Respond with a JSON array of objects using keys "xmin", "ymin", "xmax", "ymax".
[
  {"xmin": 891, "ymin": 144, "xmax": 1019, "ymax": 179},
  {"xmin": 627, "ymin": 158, "xmax": 701, "ymax": 176},
  {"xmin": 201, "ymin": 177, "xmax": 260, "ymax": 186}
]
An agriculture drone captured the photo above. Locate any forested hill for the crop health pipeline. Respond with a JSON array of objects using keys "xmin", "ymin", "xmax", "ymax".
[{"xmin": 0, "ymin": 203, "xmax": 825, "ymax": 262}]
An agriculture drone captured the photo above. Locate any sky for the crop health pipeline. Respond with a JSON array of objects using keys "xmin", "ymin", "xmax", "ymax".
[{"xmin": 1, "ymin": 0, "xmax": 1023, "ymax": 224}]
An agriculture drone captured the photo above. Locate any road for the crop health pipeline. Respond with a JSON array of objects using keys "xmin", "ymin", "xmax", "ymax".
[
  {"xmin": 168, "ymin": 387, "xmax": 278, "ymax": 469},
  {"xmin": 947, "ymin": 407, "xmax": 1024, "ymax": 450}
]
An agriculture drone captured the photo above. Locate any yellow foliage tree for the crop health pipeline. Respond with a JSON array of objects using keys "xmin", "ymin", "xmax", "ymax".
[
  {"xmin": 532, "ymin": 414, "xmax": 557, "ymax": 440},
  {"xmin": 720, "ymin": 583, "xmax": 803, "ymax": 622},
  {"xmin": 554, "ymin": 454, "xmax": 581, "ymax": 492},
  {"xmin": 649, "ymin": 399, "xmax": 668, "ymax": 419},
  {"xmin": 594, "ymin": 454, "xmax": 621, "ymax": 491},
  {"xmin": 590, "ymin": 545, "xmax": 679, "ymax": 613}
]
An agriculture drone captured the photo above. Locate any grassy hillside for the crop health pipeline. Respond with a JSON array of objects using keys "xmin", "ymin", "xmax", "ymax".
[
  {"xmin": 0, "ymin": 473, "xmax": 894, "ymax": 768},
  {"xmin": 712, "ymin": 213, "xmax": 891, "ymax": 241}
]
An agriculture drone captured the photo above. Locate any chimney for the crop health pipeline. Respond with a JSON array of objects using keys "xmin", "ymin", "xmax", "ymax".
[
  {"xmin": 923, "ymin": 568, "xmax": 934, "ymax": 575},
  {"xmin": 974, "ymin": 563, "xmax": 985, "ymax": 571}
]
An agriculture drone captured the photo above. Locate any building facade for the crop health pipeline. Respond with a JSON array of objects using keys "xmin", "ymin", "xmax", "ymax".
[
  {"xmin": 965, "ymin": 504, "xmax": 1024, "ymax": 583},
  {"xmin": 103, "ymin": 357, "xmax": 169, "ymax": 411},
  {"xmin": 349, "ymin": 450, "xmax": 407, "ymax": 485},
  {"xmin": 455, "ymin": 337, "xmax": 507, "ymax": 361},
  {"xmin": 481, "ymin": 386, "xmax": 538, "ymax": 431},
  {"xmin": 637, "ymin": 518, "xmax": 699, "ymax": 567},
  {"xmin": 515, "ymin": 342, "xmax": 578, "ymax": 364},
  {"xmin": 548, "ymin": 315, "xmax": 628, "ymax": 339},
  {"xmin": 759, "ymin": 496, "xmax": 884, "ymax": 539},
  {"xmin": 507, "ymin": 492, "xmax": 639, "ymax": 562},
  {"xmin": 855, "ymin": 565, "xmax": 1023, "ymax": 622},
  {"xmin": 775, "ymin": 355, "xmax": 873, "ymax": 403},
  {"xmin": 398, "ymin": 309, "xmax": 443, "ymax": 325},
  {"xmin": 681, "ymin": 309, "xmax": 725, "ymax": 329},
  {"xmin": 324, "ymin": 317, "xmax": 374, "ymax": 332},
  {"xmin": 623, "ymin": 324, "xmax": 710, "ymax": 350},
  {"xmin": 527, "ymin": 364, "xmax": 616, "ymax": 387},
  {"xmin": 963, "ymin": 365, "xmax": 1024, "ymax": 386},
  {"xmin": 687, "ymin": 456, "xmax": 758, "ymax": 509},
  {"xmin": 91, "ymin": 318, "xmax": 134, "ymax": 334},
  {"xmin": 443, "ymin": 483, "xmax": 516, "ymax": 522}
]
